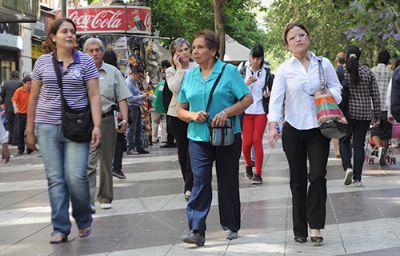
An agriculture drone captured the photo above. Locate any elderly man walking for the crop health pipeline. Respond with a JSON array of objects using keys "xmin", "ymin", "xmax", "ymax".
[{"xmin": 84, "ymin": 38, "xmax": 131, "ymax": 211}]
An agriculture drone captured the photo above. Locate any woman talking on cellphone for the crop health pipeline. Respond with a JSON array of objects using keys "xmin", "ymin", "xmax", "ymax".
[{"xmin": 165, "ymin": 38, "xmax": 197, "ymax": 200}]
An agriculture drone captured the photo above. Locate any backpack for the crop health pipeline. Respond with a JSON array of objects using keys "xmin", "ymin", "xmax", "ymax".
[{"xmin": 162, "ymin": 79, "xmax": 172, "ymax": 113}]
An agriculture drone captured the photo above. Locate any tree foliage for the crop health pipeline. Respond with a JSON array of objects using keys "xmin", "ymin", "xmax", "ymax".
[{"xmin": 264, "ymin": 0, "xmax": 400, "ymax": 67}]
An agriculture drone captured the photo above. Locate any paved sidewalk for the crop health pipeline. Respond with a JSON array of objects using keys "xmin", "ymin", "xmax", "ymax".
[{"xmin": 0, "ymin": 138, "xmax": 399, "ymax": 256}]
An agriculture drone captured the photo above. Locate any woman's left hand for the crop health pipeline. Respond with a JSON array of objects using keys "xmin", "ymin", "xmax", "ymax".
[
  {"xmin": 91, "ymin": 127, "xmax": 102, "ymax": 148},
  {"xmin": 211, "ymin": 110, "xmax": 228, "ymax": 127}
]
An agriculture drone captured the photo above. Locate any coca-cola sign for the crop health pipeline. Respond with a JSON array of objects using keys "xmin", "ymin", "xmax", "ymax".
[{"xmin": 67, "ymin": 6, "xmax": 151, "ymax": 34}]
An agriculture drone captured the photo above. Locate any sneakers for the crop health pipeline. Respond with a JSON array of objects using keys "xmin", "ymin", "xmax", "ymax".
[
  {"xmin": 378, "ymin": 147, "xmax": 386, "ymax": 166},
  {"xmin": 112, "ymin": 169, "xmax": 127, "ymax": 179},
  {"xmin": 344, "ymin": 168, "xmax": 353, "ymax": 186},
  {"xmin": 225, "ymin": 229, "xmax": 238, "ymax": 240},
  {"xmin": 126, "ymin": 149, "xmax": 139, "ymax": 155},
  {"xmin": 183, "ymin": 230, "xmax": 205, "ymax": 246},
  {"xmin": 352, "ymin": 180, "xmax": 363, "ymax": 187},
  {"xmin": 251, "ymin": 174, "xmax": 262, "ymax": 185},
  {"xmin": 245, "ymin": 166, "xmax": 253, "ymax": 180},
  {"xmin": 100, "ymin": 203, "xmax": 112, "ymax": 209},
  {"xmin": 160, "ymin": 143, "xmax": 177, "ymax": 148}
]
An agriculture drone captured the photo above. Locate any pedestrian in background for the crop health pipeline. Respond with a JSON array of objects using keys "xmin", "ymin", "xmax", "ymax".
[
  {"xmin": 241, "ymin": 44, "xmax": 269, "ymax": 185},
  {"xmin": 268, "ymin": 22, "xmax": 342, "ymax": 244},
  {"xmin": 340, "ymin": 45, "xmax": 380, "ymax": 187},
  {"xmin": 151, "ymin": 60, "xmax": 171, "ymax": 144},
  {"xmin": 84, "ymin": 38, "xmax": 131, "ymax": 211},
  {"xmin": 177, "ymin": 30, "xmax": 252, "ymax": 246},
  {"xmin": 0, "ymin": 121, "xmax": 10, "ymax": 163},
  {"xmin": 0, "ymin": 70, "xmax": 22, "ymax": 144},
  {"xmin": 165, "ymin": 37, "xmax": 196, "ymax": 200},
  {"xmin": 371, "ymin": 50, "xmax": 393, "ymax": 165},
  {"xmin": 26, "ymin": 18, "xmax": 101, "ymax": 244},
  {"xmin": 11, "ymin": 75, "xmax": 32, "ymax": 155}
]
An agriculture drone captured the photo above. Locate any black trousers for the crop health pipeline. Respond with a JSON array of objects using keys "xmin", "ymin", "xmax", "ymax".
[
  {"xmin": 165, "ymin": 115, "xmax": 175, "ymax": 145},
  {"xmin": 6, "ymin": 110, "xmax": 18, "ymax": 144},
  {"xmin": 113, "ymin": 132, "xmax": 125, "ymax": 172},
  {"xmin": 16, "ymin": 113, "xmax": 27, "ymax": 153},
  {"xmin": 168, "ymin": 115, "xmax": 193, "ymax": 192},
  {"xmin": 282, "ymin": 123, "xmax": 330, "ymax": 237}
]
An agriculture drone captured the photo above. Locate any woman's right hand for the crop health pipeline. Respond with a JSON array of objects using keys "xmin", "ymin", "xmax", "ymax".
[
  {"xmin": 191, "ymin": 111, "xmax": 209, "ymax": 122},
  {"xmin": 26, "ymin": 132, "xmax": 37, "ymax": 152},
  {"xmin": 173, "ymin": 53, "xmax": 182, "ymax": 69},
  {"xmin": 268, "ymin": 126, "xmax": 278, "ymax": 148}
]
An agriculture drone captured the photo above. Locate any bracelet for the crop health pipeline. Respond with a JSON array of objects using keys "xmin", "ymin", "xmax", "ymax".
[
  {"xmin": 121, "ymin": 120, "xmax": 128, "ymax": 124},
  {"xmin": 93, "ymin": 127, "xmax": 101, "ymax": 131},
  {"xmin": 222, "ymin": 110, "xmax": 228, "ymax": 116}
]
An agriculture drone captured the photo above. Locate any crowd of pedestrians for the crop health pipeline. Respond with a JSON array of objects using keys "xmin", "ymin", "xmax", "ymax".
[{"xmin": 0, "ymin": 17, "xmax": 399, "ymax": 250}]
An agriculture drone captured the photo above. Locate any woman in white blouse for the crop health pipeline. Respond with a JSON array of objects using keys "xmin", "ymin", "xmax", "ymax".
[
  {"xmin": 267, "ymin": 22, "xmax": 342, "ymax": 245},
  {"xmin": 165, "ymin": 38, "xmax": 197, "ymax": 200}
]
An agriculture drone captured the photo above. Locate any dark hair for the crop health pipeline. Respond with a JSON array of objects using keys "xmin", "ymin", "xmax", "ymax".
[
  {"xmin": 169, "ymin": 37, "xmax": 191, "ymax": 68},
  {"xmin": 129, "ymin": 64, "xmax": 144, "ymax": 74},
  {"xmin": 161, "ymin": 60, "xmax": 171, "ymax": 69},
  {"xmin": 345, "ymin": 45, "xmax": 362, "ymax": 86},
  {"xmin": 193, "ymin": 29, "xmax": 220, "ymax": 59},
  {"xmin": 283, "ymin": 22, "xmax": 310, "ymax": 45},
  {"xmin": 377, "ymin": 50, "xmax": 390, "ymax": 65},
  {"xmin": 22, "ymin": 75, "xmax": 32, "ymax": 83},
  {"xmin": 48, "ymin": 18, "xmax": 77, "ymax": 49},
  {"xmin": 10, "ymin": 70, "xmax": 19, "ymax": 79},
  {"xmin": 103, "ymin": 50, "xmax": 118, "ymax": 68},
  {"xmin": 335, "ymin": 52, "xmax": 346, "ymax": 65}
]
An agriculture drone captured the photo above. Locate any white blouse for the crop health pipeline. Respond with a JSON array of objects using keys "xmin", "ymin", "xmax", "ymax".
[{"xmin": 267, "ymin": 52, "xmax": 342, "ymax": 130}]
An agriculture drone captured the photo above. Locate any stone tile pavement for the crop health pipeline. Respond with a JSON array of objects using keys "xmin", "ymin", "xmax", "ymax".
[{"xmin": 0, "ymin": 137, "xmax": 399, "ymax": 255}]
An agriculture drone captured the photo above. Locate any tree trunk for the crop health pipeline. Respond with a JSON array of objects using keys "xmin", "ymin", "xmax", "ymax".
[{"xmin": 213, "ymin": 0, "xmax": 225, "ymax": 60}]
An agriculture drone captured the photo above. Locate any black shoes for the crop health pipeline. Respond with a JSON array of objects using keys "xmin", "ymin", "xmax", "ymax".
[
  {"xmin": 183, "ymin": 230, "xmax": 205, "ymax": 246},
  {"xmin": 160, "ymin": 143, "xmax": 177, "ymax": 148},
  {"xmin": 310, "ymin": 236, "xmax": 323, "ymax": 245},
  {"xmin": 245, "ymin": 166, "xmax": 253, "ymax": 180},
  {"xmin": 251, "ymin": 174, "xmax": 263, "ymax": 185},
  {"xmin": 294, "ymin": 236, "xmax": 307, "ymax": 243},
  {"xmin": 112, "ymin": 169, "xmax": 127, "ymax": 179},
  {"xmin": 137, "ymin": 148, "xmax": 149, "ymax": 154}
]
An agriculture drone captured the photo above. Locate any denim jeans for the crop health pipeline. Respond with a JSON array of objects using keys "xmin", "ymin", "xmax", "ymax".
[
  {"xmin": 127, "ymin": 106, "xmax": 143, "ymax": 151},
  {"xmin": 35, "ymin": 123, "xmax": 92, "ymax": 237}
]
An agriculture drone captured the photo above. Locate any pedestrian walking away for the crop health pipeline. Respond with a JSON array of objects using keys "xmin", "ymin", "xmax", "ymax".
[
  {"xmin": 268, "ymin": 22, "xmax": 342, "ymax": 245},
  {"xmin": 26, "ymin": 18, "xmax": 102, "ymax": 244}
]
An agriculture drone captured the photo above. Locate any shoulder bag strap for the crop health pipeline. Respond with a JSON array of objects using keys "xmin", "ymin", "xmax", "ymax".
[
  {"xmin": 317, "ymin": 57, "xmax": 327, "ymax": 91},
  {"xmin": 51, "ymin": 54, "xmax": 69, "ymax": 108},
  {"xmin": 205, "ymin": 64, "xmax": 227, "ymax": 113}
]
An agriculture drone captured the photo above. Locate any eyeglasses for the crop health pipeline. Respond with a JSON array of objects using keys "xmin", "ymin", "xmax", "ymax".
[
  {"xmin": 173, "ymin": 37, "xmax": 189, "ymax": 45},
  {"xmin": 287, "ymin": 33, "xmax": 307, "ymax": 42}
]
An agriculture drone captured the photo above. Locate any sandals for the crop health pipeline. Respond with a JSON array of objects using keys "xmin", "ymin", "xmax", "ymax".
[
  {"xmin": 79, "ymin": 226, "xmax": 92, "ymax": 238},
  {"xmin": 49, "ymin": 232, "xmax": 67, "ymax": 244}
]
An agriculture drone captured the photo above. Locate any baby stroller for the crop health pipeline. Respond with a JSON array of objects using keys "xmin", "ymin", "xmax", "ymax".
[{"xmin": 365, "ymin": 122, "xmax": 400, "ymax": 165}]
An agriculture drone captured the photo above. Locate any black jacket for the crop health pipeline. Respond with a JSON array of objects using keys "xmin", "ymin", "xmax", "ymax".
[{"xmin": 0, "ymin": 79, "xmax": 23, "ymax": 112}]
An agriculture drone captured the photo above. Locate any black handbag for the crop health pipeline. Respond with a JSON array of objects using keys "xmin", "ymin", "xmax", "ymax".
[
  {"xmin": 206, "ymin": 64, "xmax": 234, "ymax": 146},
  {"xmin": 52, "ymin": 54, "xmax": 93, "ymax": 142}
]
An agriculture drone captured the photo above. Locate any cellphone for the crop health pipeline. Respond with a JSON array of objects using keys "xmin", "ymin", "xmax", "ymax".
[{"xmin": 114, "ymin": 111, "xmax": 123, "ymax": 130}]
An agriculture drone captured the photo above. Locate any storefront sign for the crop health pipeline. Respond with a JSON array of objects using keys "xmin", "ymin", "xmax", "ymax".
[
  {"xmin": 68, "ymin": 6, "xmax": 151, "ymax": 35},
  {"xmin": 0, "ymin": 32, "xmax": 23, "ymax": 50},
  {"xmin": 32, "ymin": 43, "xmax": 45, "ymax": 59}
]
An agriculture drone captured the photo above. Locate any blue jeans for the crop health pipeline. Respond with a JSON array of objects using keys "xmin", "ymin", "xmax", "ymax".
[
  {"xmin": 35, "ymin": 123, "xmax": 92, "ymax": 237},
  {"xmin": 127, "ymin": 106, "xmax": 143, "ymax": 151},
  {"xmin": 187, "ymin": 134, "xmax": 242, "ymax": 233}
]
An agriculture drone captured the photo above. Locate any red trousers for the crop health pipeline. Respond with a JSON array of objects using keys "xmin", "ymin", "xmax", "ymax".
[{"xmin": 242, "ymin": 113, "xmax": 267, "ymax": 174}]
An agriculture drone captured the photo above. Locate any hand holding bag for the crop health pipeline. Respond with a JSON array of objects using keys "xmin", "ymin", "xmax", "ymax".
[
  {"xmin": 206, "ymin": 64, "xmax": 234, "ymax": 146},
  {"xmin": 52, "ymin": 54, "xmax": 93, "ymax": 142},
  {"xmin": 314, "ymin": 57, "xmax": 348, "ymax": 139}
]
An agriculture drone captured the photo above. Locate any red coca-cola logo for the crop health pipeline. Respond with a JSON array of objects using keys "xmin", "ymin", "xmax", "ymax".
[
  {"xmin": 69, "ymin": 10, "xmax": 124, "ymax": 30},
  {"xmin": 68, "ymin": 7, "xmax": 151, "ymax": 34}
]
